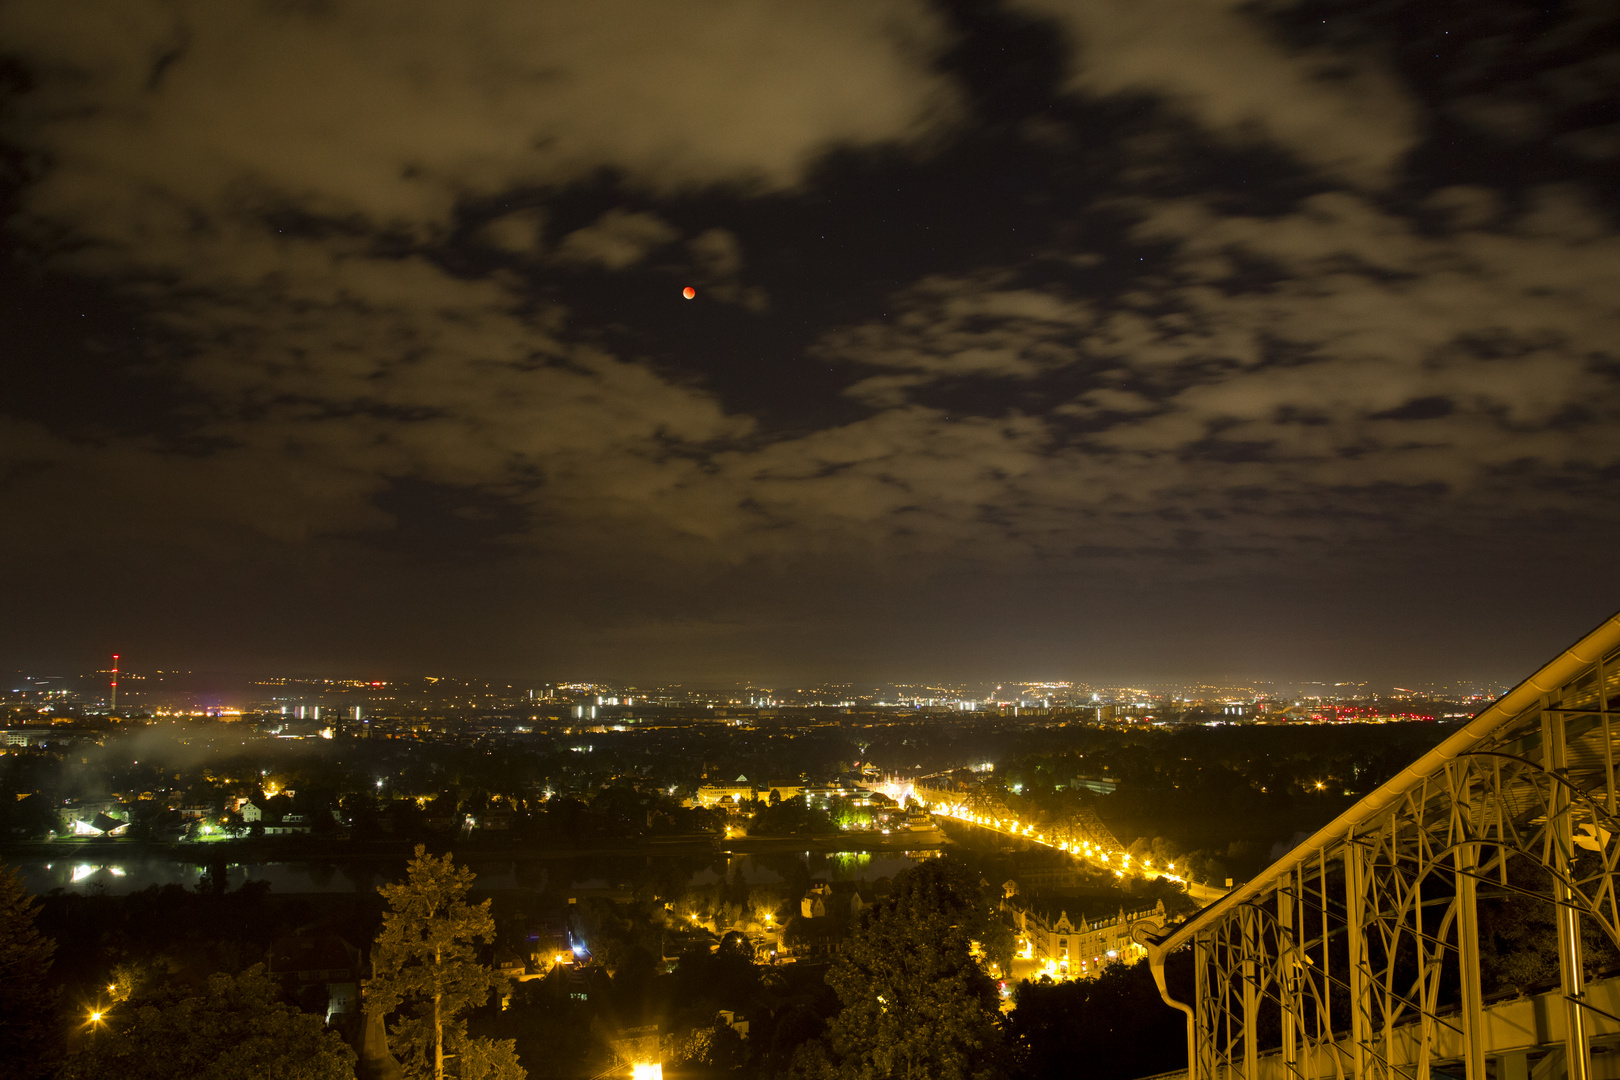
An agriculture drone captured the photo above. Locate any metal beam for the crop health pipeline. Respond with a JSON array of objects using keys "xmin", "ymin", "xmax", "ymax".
[
  {"xmin": 1278, "ymin": 872, "xmax": 1299, "ymax": 1077},
  {"xmin": 1345, "ymin": 841, "xmax": 1370, "ymax": 1079},
  {"xmin": 1156, "ymin": 610, "xmax": 1620, "ymax": 956},
  {"xmin": 1457, "ymin": 840, "xmax": 1485, "ymax": 1080},
  {"xmin": 1547, "ymin": 707, "xmax": 1592, "ymax": 1080}
]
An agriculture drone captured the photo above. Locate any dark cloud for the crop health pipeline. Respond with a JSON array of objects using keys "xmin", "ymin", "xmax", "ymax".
[{"xmin": 0, "ymin": 0, "xmax": 1616, "ymax": 681}]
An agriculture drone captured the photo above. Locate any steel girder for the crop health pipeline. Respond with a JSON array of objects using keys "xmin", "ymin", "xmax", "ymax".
[{"xmin": 1146, "ymin": 612, "xmax": 1620, "ymax": 1080}]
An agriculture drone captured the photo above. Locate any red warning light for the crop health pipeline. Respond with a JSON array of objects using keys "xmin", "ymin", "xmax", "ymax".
[{"xmin": 682, "ymin": 286, "xmax": 696, "ymax": 300}]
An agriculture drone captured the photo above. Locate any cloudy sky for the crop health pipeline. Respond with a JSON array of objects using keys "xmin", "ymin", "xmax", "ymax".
[{"xmin": 2, "ymin": 0, "xmax": 1617, "ymax": 684}]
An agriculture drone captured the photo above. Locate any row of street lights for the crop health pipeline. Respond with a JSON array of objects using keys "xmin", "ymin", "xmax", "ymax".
[{"xmin": 932, "ymin": 804, "xmax": 1188, "ymax": 886}]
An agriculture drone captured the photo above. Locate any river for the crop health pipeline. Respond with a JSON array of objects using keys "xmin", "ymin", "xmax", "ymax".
[{"xmin": 9, "ymin": 847, "xmax": 939, "ymax": 896}]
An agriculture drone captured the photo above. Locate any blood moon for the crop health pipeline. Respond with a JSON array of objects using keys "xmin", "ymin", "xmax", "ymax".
[{"xmin": 681, "ymin": 286, "xmax": 696, "ymax": 300}]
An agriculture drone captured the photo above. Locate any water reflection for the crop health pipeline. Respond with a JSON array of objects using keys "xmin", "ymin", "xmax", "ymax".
[{"xmin": 13, "ymin": 847, "xmax": 936, "ymax": 897}]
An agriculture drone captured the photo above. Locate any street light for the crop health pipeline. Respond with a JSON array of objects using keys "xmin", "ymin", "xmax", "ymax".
[{"xmin": 631, "ymin": 1065, "xmax": 662, "ymax": 1080}]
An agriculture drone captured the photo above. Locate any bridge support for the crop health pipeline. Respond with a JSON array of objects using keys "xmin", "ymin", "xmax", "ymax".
[
  {"xmin": 1457, "ymin": 841, "xmax": 1485, "ymax": 1080},
  {"xmin": 1547, "ymin": 708, "xmax": 1592, "ymax": 1080},
  {"xmin": 1242, "ymin": 908, "xmax": 1258, "ymax": 1078},
  {"xmin": 1278, "ymin": 871, "xmax": 1299, "ymax": 1078},
  {"xmin": 1345, "ymin": 842, "xmax": 1370, "ymax": 1078}
]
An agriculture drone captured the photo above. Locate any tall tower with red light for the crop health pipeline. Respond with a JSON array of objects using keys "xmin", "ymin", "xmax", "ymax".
[{"xmin": 110, "ymin": 654, "xmax": 120, "ymax": 712}]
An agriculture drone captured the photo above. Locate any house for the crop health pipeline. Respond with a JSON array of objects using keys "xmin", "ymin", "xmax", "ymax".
[
  {"xmin": 781, "ymin": 913, "xmax": 844, "ymax": 959},
  {"xmin": 663, "ymin": 928, "xmax": 718, "ymax": 965},
  {"xmin": 268, "ymin": 934, "xmax": 362, "ymax": 1021},
  {"xmin": 494, "ymin": 949, "xmax": 527, "ymax": 980},
  {"xmin": 477, "ymin": 810, "xmax": 513, "ymax": 831},
  {"xmin": 262, "ymin": 813, "xmax": 313, "ymax": 836},
  {"xmin": 527, "ymin": 920, "xmax": 572, "ymax": 969},
  {"xmin": 800, "ymin": 883, "xmax": 833, "ymax": 918}
]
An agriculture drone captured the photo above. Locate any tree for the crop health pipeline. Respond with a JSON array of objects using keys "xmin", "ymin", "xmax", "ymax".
[
  {"xmin": 1009, "ymin": 961, "xmax": 1184, "ymax": 1080},
  {"xmin": 60, "ymin": 965, "xmax": 355, "ymax": 1080},
  {"xmin": 456, "ymin": 1036, "xmax": 526, "ymax": 1080},
  {"xmin": 826, "ymin": 859, "xmax": 1007, "ymax": 1080},
  {"xmin": 749, "ymin": 796, "xmax": 833, "ymax": 836},
  {"xmin": 767, "ymin": 1004, "xmax": 826, "ymax": 1074},
  {"xmin": 670, "ymin": 1017, "xmax": 747, "ymax": 1070},
  {"xmin": 367, "ymin": 845, "xmax": 519, "ymax": 1080},
  {"xmin": 0, "ymin": 864, "xmax": 57, "ymax": 1079}
]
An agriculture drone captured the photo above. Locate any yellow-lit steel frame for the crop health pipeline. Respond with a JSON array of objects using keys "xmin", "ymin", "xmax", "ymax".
[{"xmin": 1144, "ymin": 611, "xmax": 1620, "ymax": 1080}]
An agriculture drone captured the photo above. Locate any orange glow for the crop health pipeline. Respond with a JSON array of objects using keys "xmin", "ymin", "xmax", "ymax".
[{"xmin": 681, "ymin": 286, "xmax": 696, "ymax": 299}]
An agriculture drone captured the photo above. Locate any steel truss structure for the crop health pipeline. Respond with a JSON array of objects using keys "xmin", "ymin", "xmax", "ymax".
[
  {"xmin": 1067, "ymin": 805, "xmax": 1123, "ymax": 853},
  {"xmin": 1147, "ymin": 612, "xmax": 1620, "ymax": 1080}
]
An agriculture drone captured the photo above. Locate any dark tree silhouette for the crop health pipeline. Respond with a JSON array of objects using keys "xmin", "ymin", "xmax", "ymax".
[
  {"xmin": 0, "ymin": 864, "xmax": 57, "ymax": 1080},
  {"xmin": 60, "ymin": 966, "xmax": 354, "ymax": 1080},
  {"xmin": 1009, "ymin": 960, "xmax": 1186, "ymax": 1080}
]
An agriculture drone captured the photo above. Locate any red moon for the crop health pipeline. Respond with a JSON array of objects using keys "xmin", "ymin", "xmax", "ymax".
[{"xmin": 682, "ymin": 286, "xmax": 696, "ymax": 299}]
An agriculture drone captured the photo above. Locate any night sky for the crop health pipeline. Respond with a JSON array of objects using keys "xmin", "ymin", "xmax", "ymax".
[{"xmin": 2, "ymin": 1, "xmax": 1617, "ymax": 683}]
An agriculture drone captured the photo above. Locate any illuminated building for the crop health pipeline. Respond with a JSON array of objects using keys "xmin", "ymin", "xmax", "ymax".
[
  {"xmin": 58, "ymin": 799, "xmax": 130, "ymax": 836},
  {"xmin": 1005, "ymin": 891, "xmax": 1168, "ymax": 980}
]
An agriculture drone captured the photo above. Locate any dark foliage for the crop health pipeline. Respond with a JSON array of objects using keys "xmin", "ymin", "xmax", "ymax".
[
  {"xmin": 0, "ymin": 865, "xmax": 57, "ymax": 1080},
  {"xmin": 748, "ymin": 797, "xmax": 836, "ymax": 837},
  {"xmin": 824, "ymin": 857, "xmax": 1008, "ymax": 1080},
  {"xmin": 1010, "ymin": 961, "xmax": 1185, "ymax": 1080},
  {"xmin": 59, "ymin": 965, "xmax": 354, "ymax": 1080}
]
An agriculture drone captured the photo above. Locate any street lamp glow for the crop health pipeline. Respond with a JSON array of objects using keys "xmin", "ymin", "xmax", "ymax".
[{"xmin": 631, "ymin": 1065, "xmax": 663, "ymax": 1080}]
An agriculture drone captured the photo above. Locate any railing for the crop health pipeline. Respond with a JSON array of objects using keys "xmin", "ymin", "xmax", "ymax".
[
  {"xmin": 1133, "ymin": 968, "xmax": 1620, "ymax": 1080},
  {"xmin": 1143, "ymin": 610, "xmax": 1620, "ymax": 1080}
]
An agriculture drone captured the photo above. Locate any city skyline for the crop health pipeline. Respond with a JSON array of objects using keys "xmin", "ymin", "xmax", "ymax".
[{"xmin": 7, "ymin": 656, "xmax": 1511, "ymax": 714}]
